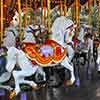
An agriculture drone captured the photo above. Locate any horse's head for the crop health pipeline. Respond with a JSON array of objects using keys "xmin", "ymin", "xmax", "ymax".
[
  {"xmin": 51, "ymin": 16, "xmax": 77, "ymax": 45},
  {"xmin": 24, "ymin": 24, "xmax": 48, "ymax": 44},
  {"xmin": 10, "ymin": 11, "xmax": 19, "ymax": 27}
]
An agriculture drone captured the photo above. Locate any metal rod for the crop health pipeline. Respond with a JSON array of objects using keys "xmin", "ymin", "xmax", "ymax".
[
  {"xmin": 25, "ymin": 0, "xmax": 28, "ymax": 27},
  {"xmin": 75, "ymin": 0, "xmax": 80, "ymax": 27},
  {"xmin": 30, "ymin": 0, "xmax": 32, "ymax": 24},
  {"xmin": 43, "ymin": 0, "xmax": 47, "ymax": 27},
  {"xmin": 60, "ymin": 0, "xmax": 63, "ymax": 16},
  {"xmin": 41, "ymin": 0, "xmax": 44, "ymax": 25},
  {"xmin": 98, "ymin": 0, "xmax": 100, "ymax": 16},
  {"xmin": 34, "ymin": 0, "xmax": 37, "ymax": 25},
  {"xmin": 64, "ymin": 0, "xmax": 67, "ymax": 16},
  {"xmin": 88, "ymin": 0, "xmax": 92, "ymax": 25},
  {"xmin": 0, "ymin": 0, "xmax": 3, "ymax": 46},
  {"xmin": 18, "ymin": 0, "xmax": 23, "ymax": 42},
  {"xmin": 47, "ymin": 0, "xmax": 51, "ymax": 33}
]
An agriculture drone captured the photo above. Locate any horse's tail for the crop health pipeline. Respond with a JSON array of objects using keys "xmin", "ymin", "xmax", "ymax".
[{"xmin": 0, "ymin": 56, "xmax": 7, "ymax": 76}]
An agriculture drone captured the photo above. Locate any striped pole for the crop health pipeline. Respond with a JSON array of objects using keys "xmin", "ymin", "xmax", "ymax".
[
  {"xmin": 0, "ymin": 0, "xmax": 3, "ymax": 46},
  {"xmin": 47, "ymin": 0, "xmax": 51, "ymax": 33},
  {"xmin": 30, "ymin": 0, "xmax": 32, "ymax": 24}
]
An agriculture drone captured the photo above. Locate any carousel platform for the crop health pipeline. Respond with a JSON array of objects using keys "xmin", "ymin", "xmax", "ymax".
[{"xmin": 0, "ymin": 60, "xmax": 100, "ymax": 100}]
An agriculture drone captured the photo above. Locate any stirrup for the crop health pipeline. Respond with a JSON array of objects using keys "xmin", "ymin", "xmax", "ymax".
[
  {"xmin": 9, "ymin": 90, "xmax": 16, "ymax": 99},
  {"xmin": 64, "ymin": 80, "xmax": 75, "ymax": 86}
]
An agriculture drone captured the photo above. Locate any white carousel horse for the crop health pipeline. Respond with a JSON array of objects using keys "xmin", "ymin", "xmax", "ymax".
[
  {"xmin": 23, "ymin": 16, "xmax": 76, "ymax": 80},
  {"xmin": 4, "ymin": 47, "xmax": 46, "ymax": 99},
  {"xmin": 51, "ymin": 16, "xmax": 75, "ymax": 45},
  {"xmin": 51, "ymin": 16, "xmax": 76, "ymax": 81},
  {"xmin": 22, "ymin": 16, "xmax": 76, "ymax": 88},
  {"xmin": 22, "ymin": 16, "xmax": 75, "ymax": 84}
]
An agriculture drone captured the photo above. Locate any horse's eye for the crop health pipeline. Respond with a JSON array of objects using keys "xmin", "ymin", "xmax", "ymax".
[{"xmin": 15, "ymin": 18, "xmax": 17, "ymax": 21}]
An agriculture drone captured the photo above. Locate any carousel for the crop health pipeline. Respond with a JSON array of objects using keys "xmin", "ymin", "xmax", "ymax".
[{"xmin": 0, "ymin": 0, "xmax": 100, "ymax": 100}]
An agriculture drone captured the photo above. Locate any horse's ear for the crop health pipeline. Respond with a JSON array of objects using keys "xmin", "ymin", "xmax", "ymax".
[{"xmin": 15, "ymin": 11, "xmax": 19, "ymax": 17}]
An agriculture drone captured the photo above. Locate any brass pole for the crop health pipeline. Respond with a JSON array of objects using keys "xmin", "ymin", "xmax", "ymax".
[
  {"xmin": 98, "ymin": 0, "xmax": 100, "ymax": 32},
  {"xmin": 72, "ymin": 2, "xmax": 75, "ymax": 21},
  {"xmin": 34, "ymin": 0, "xmax": 37, "ymax": 25},
  {"xmin": 47, "ymin": 0, "xmax": 51, "ymax": 33},
  {"xmin": 64, "ymin": 0, "xmax": 67, "ymax": 16},
  {"xmin": 30, "ymin": 0, "xmax": 32, "ymax": 24},
  {"xmin": 75, "ymin": 0, "xmax": 80, "ymax": 27},
  {"xmin": 0, "ymin": 0, "xmax": 3, "ymax": 46},
  {"xmin": 98, "ymin": 0, "xmax": 100, "ymax": 16},
  {"xmin": 43, "ymin": 0, "xmax": 47, "ymax": 27},
  {"xmin": 88, "ymin": 0, "xmax": 92, "ymax": 25},
  {"xmin": 60, "ymin": 0, "xmax": 63, "ymax": 16},
  {"xmin": 25, "ymin": 0, "xmax": 28, "ymax": 27},
  {"xmin": 18, "ymin": 0, "xmax": 22, "ymax": 42},
  {"xmin": 41, "ymin": 0, "xmax": 43, "ymax": 25}
]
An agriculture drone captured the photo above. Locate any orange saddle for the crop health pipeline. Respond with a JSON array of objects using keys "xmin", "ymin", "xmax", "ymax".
[{"xmin": 22, "ymin": 39, "xmax": 67, "ymax": 67}]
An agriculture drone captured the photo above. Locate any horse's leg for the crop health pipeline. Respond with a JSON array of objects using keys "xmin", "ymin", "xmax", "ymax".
[
  {"xmin": 61, "ymin": 56, "xmax": 75, "ymax": 85},
  {"xmin": 10, "ymin": 65, "xmax": 39, "ymax": 99},
  {"xmin": 36, "ymin": 67, "xmax": 46, "ymax": 81},
  {"xmin": 6, "ymin": 47, "xmax": 17, "ymax": 72},
  {"xmin": 0, "ymin": 85, "xmax": 13, "ymax": 91}
]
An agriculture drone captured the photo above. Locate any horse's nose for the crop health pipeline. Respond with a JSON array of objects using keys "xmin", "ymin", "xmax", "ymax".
[{"xmin": 10, "ymin": 21, "xmax": 13, "ymax": 25}]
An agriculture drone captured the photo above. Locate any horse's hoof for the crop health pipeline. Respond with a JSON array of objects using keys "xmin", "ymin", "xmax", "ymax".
[
  {"xmin": 64, "ymin": 80, "xmax": 74, "ymax": 86},
  {"xmin": 32, "ymin": 85, "xmax": 40, "ymax": 90},
  {"xmin": 9, "ymin": 90, "xmax": 16, "ymax": 99},
  {"xmin": 42, "ymin": 84, "xmax": 46, "ymax": 87}
]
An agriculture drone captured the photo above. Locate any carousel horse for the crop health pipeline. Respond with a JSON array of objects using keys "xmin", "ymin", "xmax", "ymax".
[
  {"xmin": 4, "ymin": 13, "xmax": 75, "ymax": 98},
  {"xmin": 22, "ymin": 16, "xmax": 76, "ymax": 87},
  {"xmin": 51, "ymin": 16, "xmax": 76, "ymax": 81},
  {"xmin": 0, "ymin": 46, "xmax": 46, "ymax": 99}
]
